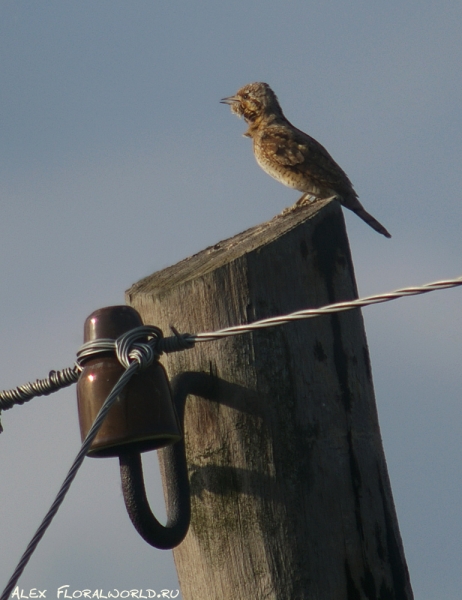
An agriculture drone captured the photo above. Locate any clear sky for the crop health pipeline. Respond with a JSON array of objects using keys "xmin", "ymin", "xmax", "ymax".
[{"xmin": 1, "ymin": 2, "xmax": 461, "ymax": 598}]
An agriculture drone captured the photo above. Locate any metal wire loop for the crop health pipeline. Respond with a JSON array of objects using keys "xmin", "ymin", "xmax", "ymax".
[{"xmin": 115, "ymin": 325, "xmax": 163, "ymax": 370}]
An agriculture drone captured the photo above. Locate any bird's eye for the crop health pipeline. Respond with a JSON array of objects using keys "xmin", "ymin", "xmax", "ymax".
[{"xmin": 241, "ymin": 92, "xmax": 249, "ymax": 100}]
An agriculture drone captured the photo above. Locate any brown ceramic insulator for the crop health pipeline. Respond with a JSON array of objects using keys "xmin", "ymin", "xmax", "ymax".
[{"xmin": 77, "ymin": 306, "xmax": 182, "ymax": 458}]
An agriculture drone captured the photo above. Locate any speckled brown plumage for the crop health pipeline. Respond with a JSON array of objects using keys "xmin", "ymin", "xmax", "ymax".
[{"xmin": 221, "ymin": 82, "xmax": 391, "ymax": 238}]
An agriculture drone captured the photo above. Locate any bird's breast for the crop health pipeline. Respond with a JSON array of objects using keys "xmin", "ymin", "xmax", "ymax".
[
  {"xmin": 254, "ymin": 152, "xmax": 300, "ymax": 189},
  {"xmin": 253, "ymin": 144, "xmax": 328, "ymax": 197}
]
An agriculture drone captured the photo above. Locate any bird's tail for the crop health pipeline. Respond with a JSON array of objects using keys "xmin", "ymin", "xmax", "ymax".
[{"xmin": 340, "ymin": 195, "xmax": 392, "ymax": 238}]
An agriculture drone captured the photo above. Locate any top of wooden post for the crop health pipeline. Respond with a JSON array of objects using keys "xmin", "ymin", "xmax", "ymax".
[{"xmin": 126, "ymin": 198, "xmax": 338, "ymax": 299}]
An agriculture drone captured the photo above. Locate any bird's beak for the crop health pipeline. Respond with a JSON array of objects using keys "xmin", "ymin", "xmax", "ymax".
[{"xmin": 220, "ymin": 95, "xmax": 239, "ymax": 105}]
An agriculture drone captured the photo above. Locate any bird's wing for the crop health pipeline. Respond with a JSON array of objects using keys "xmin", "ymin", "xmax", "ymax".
[
  {"xmin": 258, "ymin": 128, "xmax": 306, "ymax": 166},
  {"xmin": 259, "ymin": 125, "xmax": 355, "ymax": 195},
  {"xmin": 259, "ymin": 125, "xmax": 336, "ymax": 167}
]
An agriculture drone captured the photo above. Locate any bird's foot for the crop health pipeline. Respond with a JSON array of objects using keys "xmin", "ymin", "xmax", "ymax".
[
  {"xmin": 295, "ymin": 193, "xmax": 318, "ymax": 207},
  {"xmin": 281, "ymin": 194, "xmax": 340, "ymax": 216},
  {"xmin": 281, "ymin": 194, "xmax": 319, "ymax": 215}
]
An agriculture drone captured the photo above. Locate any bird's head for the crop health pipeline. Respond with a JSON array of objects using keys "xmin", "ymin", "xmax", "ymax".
[{"xmin": 221, "ymin": 82, "xmax": 283, "ymax": 123}]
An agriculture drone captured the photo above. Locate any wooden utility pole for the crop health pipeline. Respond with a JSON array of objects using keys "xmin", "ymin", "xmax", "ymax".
[{"xmin": 126, "ymin": 199, "xmax": 413, "ymax": 600}]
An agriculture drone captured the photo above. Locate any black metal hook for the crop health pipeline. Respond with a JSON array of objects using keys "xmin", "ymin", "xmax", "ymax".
[
  {"xmin": 119, "ymin": 441, "xmax": 190, "ymax": 550},
  {"xmin": 118, "ymin": 373, "xmax": 200, "ymax": 550}
]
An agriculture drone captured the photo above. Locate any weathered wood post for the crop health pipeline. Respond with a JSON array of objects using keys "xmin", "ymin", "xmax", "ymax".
[{"xmin": 126, "ymin": 199, "xmax": 413, "ymax": 600}]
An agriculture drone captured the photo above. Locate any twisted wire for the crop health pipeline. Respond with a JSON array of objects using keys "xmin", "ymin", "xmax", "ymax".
[
  {"xmin": 0, "ymin": 366, "xmax": 80, "ymax": 411},
  {"xmin": 75, "ymin": 326, "xmax": 193, "ymax": 368},
  {"xmin": 187, "ymin": 275, "xmax": 462, "ymax": 342},
  {"xmin": 0, "ymin": 328, "xmax": 193, "ymax": 413},
  {"xmin": 0, "ymin": 327, "xmax": 160, "ymax": 600},
  {"xmin": 1, "ymin": 275, "xmax": 461, "ymax": 412},
  {"xmin": 115, "ymin": 325, "xmax": 162, "ymax": 369}
]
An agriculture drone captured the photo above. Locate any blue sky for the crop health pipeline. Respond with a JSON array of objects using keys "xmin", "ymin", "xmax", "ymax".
[{"xmin": 1, "ymin": 2, "xmax": 462, "ymax": 598}]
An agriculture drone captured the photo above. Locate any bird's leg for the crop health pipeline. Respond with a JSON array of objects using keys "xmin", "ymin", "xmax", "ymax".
[
  {"xmin": 292, "ymin": 193, "xmax": 324, "ymax": 209},
  {"xmin": 296, "ymin": 193, "xmax": 315, "ymax": 206},
  {"xmin": 282, "ymin": 193, "xmax": 316, "ymax": 215}
]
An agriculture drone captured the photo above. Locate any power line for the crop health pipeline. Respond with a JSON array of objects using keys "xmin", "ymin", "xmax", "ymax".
[{"xmin": 1, "ymin": 274, "xmax": 461, "ymax": 413}]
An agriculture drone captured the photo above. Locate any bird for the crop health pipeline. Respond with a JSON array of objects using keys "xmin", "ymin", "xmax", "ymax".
[{"xmin": 221, "ymin": 82, "xmax": 391, "ymax": 238}]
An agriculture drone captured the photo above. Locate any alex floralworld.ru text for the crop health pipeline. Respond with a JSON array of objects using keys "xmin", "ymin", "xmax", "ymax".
[{"xmin": 11, "ymin": 588, "xmax": 180, "ymax": 599}]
